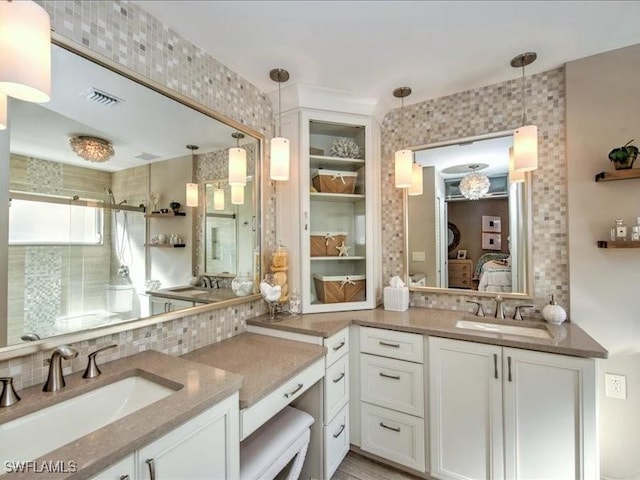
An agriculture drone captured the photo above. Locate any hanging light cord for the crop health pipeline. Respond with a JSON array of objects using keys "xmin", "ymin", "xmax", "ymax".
[
  {"xmin": 277, "ymin": 74, "xmax": 282, "ymax": 137},
  {"xmin": 521, "ymin": 60, "xmax": 527, "ymax": 126},
  {"xmin": 400, "ymin": 96, "xmax": 405, "ymax": 149}
]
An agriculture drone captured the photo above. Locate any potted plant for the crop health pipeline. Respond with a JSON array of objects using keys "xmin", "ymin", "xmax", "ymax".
[{"xmin": 609, "ymin": 140, "xmax": 638, "ymax": 170}]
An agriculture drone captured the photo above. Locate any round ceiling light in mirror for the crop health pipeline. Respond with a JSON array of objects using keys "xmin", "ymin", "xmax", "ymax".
[
  {"xmin": 69, "ymin": 135, "xmax": 114, "ymax": 163},
  {"xmin": 459, "ymin": 164, "xmax": 490, "ymax": 200}
]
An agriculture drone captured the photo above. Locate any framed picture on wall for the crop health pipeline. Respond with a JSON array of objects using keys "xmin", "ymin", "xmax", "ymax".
[
  {"xmin": 482, "ymin": 215, "xmax": 502, "ymax": 233},
  {"xmin": 457, "ymin": 249, "xmax": 467, "ymax": 260},
  {"xmin": 482, "ymin": 233, "xmax": 502, "ymax": 250}
]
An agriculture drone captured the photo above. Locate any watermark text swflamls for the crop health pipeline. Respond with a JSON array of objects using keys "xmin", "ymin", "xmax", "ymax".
[{"xmin": 4, "ymin": 461, "xmax": 78, "ymax": 474}]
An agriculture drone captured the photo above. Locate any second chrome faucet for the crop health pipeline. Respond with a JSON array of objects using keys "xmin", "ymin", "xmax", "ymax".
[{"xmin": 43, "ymin": 345, "xmax": 79, "ymax": 392}]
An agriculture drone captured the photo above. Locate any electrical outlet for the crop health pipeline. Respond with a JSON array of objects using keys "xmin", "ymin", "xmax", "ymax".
[
  {"xmin": 605, "ymin": 373, "xmax": 627, "ymax": 399},
  {"xmin": 412, "ymin": 251, "xmax": 426, "ymax": 262}
]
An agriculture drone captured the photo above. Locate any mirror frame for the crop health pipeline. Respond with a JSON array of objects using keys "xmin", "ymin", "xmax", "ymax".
[
  {"xmin": 0, "ymin": 34, "xmax": 265, "ymax": 361},
  {"xmin": 403, "ymin": 130, "xmax": 534, "ymax": 300}
]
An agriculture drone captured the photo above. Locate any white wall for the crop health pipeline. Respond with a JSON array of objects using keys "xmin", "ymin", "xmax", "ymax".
[{"xmin": 566, "ymin": 43, "xmax": 640, "ymax": 480}]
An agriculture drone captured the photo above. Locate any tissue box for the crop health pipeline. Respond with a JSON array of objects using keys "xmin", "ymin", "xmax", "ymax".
[
  {"xmin": 314, "ymin": 274, "xmax": 366, "ymax": 303},
  {"xmin": 310, "ymin": 232, "xmax": 347, "ymax": 257},
  {"xmin": 312, "ymin": 170, "xmax": 357, "ymax": 194},
  {"xmin": 383, "ymin": 286, "xmax": 410, "ymax": 311}
]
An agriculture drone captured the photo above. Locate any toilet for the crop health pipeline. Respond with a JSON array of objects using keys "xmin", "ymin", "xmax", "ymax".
[
  {"xmin": 240, "ymin": 406, "xmax": 314, "ymax": 480},
  {"xmin": 106, "ymin": 284, "xmax": 134, "ymax": 313}
]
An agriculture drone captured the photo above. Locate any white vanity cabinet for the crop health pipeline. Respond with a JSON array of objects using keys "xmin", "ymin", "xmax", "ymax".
[
  {"xmin": 359, "ymin": 327, "xmax": 427, "ymax": 472},
  {"xmin": 149, "ymin": 296, "xmax": 196, "ymax": 315},
  {"xmin": 90, "ymin": 392, "xmax": 239, "ymax": 480},
  {"xmin": 276, "ymin": 107, "xmax": 380, "ymax": 314},
  {"xmin": 428, "ymin": 337, "xmax": 597, "ymax": 480}
]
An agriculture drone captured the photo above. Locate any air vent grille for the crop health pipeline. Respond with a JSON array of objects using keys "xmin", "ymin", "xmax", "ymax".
[{"xmin": 84, "ymin": 88, "xmax": 123, "ymax": 107}]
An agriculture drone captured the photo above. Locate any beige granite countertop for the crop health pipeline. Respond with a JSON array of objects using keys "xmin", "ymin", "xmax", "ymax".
[
  {"xmin": 247, "ymin": 307, "xmax": 608, "ymax": 359},
  {"xmin": 146, "ymin": 285, "xmax": 239, "ymax": 304},
  {"xmin": 0, "ymin": 350, "xmax": 243, "ymax": 480},
  {"xmin": 182, "ymin": 333, "xmax": 327, "ymax": 408}
]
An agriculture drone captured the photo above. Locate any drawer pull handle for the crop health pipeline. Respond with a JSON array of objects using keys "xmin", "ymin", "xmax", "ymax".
[
  {"xmin": 379, "ymin": 422, "xmax": 401, "ymax": 433},
  {"xmin": 378, "ymin": 341, "xmax": 400, "ymax": 348},
  {"xmin": 145, "ymin": 458, "xmax": 156, "ymax": 480},
  {"xmin": 508, "ymin": 356, "xmax": 513, "ymax": 382},
  {"xmin": 284, "ymin": 383, "xmax": 304, "ymax": 398},
  {"xmin": 493, "ymin": 353, "xmax": 498, "ymax": 379},
  {"xmin": 333, "ymin": 423, "xmax": 346, "ymax": 438},
  {"xmin": 120, "ymin": 476, "xmax": 130, "ymax": 480},
  {"xmin": 379, "ymin": 372, "xmax": 401, "ymax": 380},
  {"xmin": 332, "ymin": 340, "xmax": 346, "ymax": 351},
  {"xmin": 332, "ymin": 372, "xmax": 345, "ymax": 383}
]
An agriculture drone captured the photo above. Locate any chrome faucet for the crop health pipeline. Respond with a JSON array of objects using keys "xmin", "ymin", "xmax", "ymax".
[
  {"xmin": 513, "ymin": 304, "xmax": 534, "ymax": 321},
  {"xmin": 20, "ymin": 333, "xmax": 40, "ymax": 342},
  {"xmin": 466, "ymin": 300, "xmax": 485, "ymax": 317},
  {"xmin": 43, "ymin": 345, "xmax": 79, "ymax": 392},
  {"xmin": 0, "ymin": 377, "xmax": 20, "ymax": 407},
  {"xmin": 494, "ymin": 295, "xmax": 505, "ymax": 319},
  {"xmin": 200, "ymin": 275, "xmax": 213, "ymax": 288},
  {"xmin": 83, "ymin": 344, "xmax": 117, "ymax": 379}
]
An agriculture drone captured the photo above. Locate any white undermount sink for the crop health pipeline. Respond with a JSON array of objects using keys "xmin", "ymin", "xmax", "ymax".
[
  {"xmin": 455, "ymin": 320, "xmax": 552, "ymax": 339},
  {"xmin": 0, "ymin": 375, "xmax": 177, "ymax": 468}
]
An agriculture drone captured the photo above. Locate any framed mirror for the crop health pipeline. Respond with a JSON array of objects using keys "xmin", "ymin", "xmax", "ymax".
[
  {"xmin": 405, "ymin": 132, "xmax": 532, "ymax": 297},
  {"xmin": 1, "ymin": 39, "xmax": 262, "ymax": 350}
]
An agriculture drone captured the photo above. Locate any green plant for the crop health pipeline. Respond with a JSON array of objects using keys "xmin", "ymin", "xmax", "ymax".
[{"xmin": 609, "ymin": 139, "xmax": 638, "ymax": 164}]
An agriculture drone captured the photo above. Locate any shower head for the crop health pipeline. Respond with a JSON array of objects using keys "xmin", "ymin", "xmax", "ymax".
[{"xmin": 104, "ymin": 186, "xmax": 116, "ymax": 204}]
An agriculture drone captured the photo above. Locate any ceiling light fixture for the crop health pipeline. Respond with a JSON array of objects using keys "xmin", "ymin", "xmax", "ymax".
[
  {"xmin": 0, "ymin": 0, "xmax": 51, "ymax": 103},
  {"xmin": 229, "ymin": 131, "xmax": 247, "ymax": 186},
  {"xmin": 408, "ymin": 162, "xmax": 423, "ymax": 196},
  {"xmin": 214, "ymin": 183, "xmax": 225, "ymax": 211},
  {"xmin": 186, "ymin": 144, "xmax": 199, "ymax": 207},
  {"xmin": 511, "ymin": 52, "xmax": 538, "ymax": 172},
  {"xmin": 393, "ymin": 87, "xmax": 413, "ymax": 188},
  {"xmin": 508, "ymin": 146, "xmax": 525, "ymax": 184},
  {"xmin": 269, "ymin": 68, "xmax": 290, "ymax": 181},
  {"xmin": 459, "ymin": 164, "xmax": 490, "ymax": 200},
  {"xmin": 69, "ymin": 136, "xmax": 114, "ymax": 163}
]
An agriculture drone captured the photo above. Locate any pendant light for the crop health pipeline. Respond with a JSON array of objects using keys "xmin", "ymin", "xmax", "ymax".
[
  {"xmin": 269, "ymin": 68, "xmax": 290, "ymax": 181},
  {"xmin": 0, "ymin": 0, "xmax": 51, "ymax": 103},
  {"xmin": 185, "ymin": 145, "xmax": 199, "ymax": 207},
  {"xmin": 408, "ymin": 163, "xmax": 423, "ymax": 196},
  {"xmin": 511, "ymin": 52, "xmax": 538, "ymax": 172},
  {"xmin": 231, "ymin": 184, "xmax": 244, "ymax": 205},
  {"xmin": 393, "ymin": 87, "xmax": 413, "ymax": 188},
  {"xmin": 213, "ymin": 184, "xmax": 225, "ymax": 211},
  {"xmin": 508, "ymin": 146, "xmax": 525, "ymax": 184},
  {"xmin": 0, "ymin": 93, "xmax": 7, "ymax": 130},
  {"xmin": 229, "ymin": 132, "xmax": 247, "ymax": 186},
  {"xmin": 459, "ymin": 164, "xmax": 490, "ymax": 200}
]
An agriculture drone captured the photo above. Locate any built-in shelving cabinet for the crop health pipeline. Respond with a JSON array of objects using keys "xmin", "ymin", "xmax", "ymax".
[{"xmin": 277, "ymin": 108, "xmax": 378, "ymax": 314}]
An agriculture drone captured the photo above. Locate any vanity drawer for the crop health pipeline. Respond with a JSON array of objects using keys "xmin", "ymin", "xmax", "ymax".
[
  {"xmin": 360, "ymin": 354, "xmax": 424, "ymax": 418},
  {"xmin": 240, "ymin": 358, "xmax": 324, "ymax": 440},
  {"xmin": 324, "ymin": 403, "xmax": 350, "ymax": 479},
  {"xmin": 325, "ymin": 353, "xmax": 349, "ymax": 421},
  {"xmin": 360, "ymin": 327, "xmax": 423, "ymax": 363},
  {"xmin": 361, "ymin": 403, "xmax": 425, "ymax": 472},
  {"xmin": 325, "ymin": 327, "xmax": 349, "ymax": 367}
]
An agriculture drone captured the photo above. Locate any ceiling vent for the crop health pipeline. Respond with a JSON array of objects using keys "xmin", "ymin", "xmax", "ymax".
[
  {"xmin": 135, "ymin": 152, "xmax": 161, "ymax": 161},
  {"xmin": 83, "ymin": 87, "xmax": 123, "ymax": 107}
]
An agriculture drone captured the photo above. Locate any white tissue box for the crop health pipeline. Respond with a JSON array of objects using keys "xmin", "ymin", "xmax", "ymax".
[{"xmin": 383, "ymin": 286, "xmax": 410, "ymax": 312}]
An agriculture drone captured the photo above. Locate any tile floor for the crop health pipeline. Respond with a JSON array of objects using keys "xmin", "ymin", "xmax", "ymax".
[{"xmin": 332, "ymin": 452, "xmax": 420, "ymax": 480}]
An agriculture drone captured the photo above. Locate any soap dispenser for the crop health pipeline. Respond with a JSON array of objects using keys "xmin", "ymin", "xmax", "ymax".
[{"xmin": 542, "ymin": 294, "xmax": 567, "ymax": 325}]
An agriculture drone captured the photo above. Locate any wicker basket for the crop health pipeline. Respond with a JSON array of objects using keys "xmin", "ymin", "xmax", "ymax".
[
  {"xmin": 313, "ymin": 274, "xmax": 366, "ymax": 303},
  {"xmin": 310, "ymin": 232, "xmax": 347, "ymax": 257},
  {"xmin": 312, "ymin": 170, "xmax": 357, "ymax": 194}
]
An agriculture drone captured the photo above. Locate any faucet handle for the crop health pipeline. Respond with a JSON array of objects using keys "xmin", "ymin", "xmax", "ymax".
[
  {"xmin": 0, "ymin": 377, "xmax": 20, "ymax": 407},
  {"xmin": 512, "ymin": 305, "xmax": 534, "ymax": 321},
  {"xmin": 466, "ymin": 300, "xmax": 485, "ymax": 317},
  {"xmin": 83, "ymin": 344, "xmax": 118, "ymax": 379}
]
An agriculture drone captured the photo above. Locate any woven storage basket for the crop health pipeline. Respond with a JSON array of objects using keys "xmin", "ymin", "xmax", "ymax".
[
  {"xmin": 312, "ymin": 170, "xmax": 357, "ymax": 194},
  {"xmin": 310, "ymin": 232, "xmax": 347, "ymax": 257},
  {"xmin": 383, "ymin": 286, "xmax": 410, "ymax": 311},
  {"xmin": 313, "ymin": 274, "xmax": 366, "ymax": 303}
]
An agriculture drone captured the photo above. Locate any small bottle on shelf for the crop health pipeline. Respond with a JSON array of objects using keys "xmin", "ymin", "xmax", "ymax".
[
  {"xmin": 612, "ymin": 219, "xmax": 628, "ymax": 242},
  {"xmin": 632, "ymin": 217, "xmax": 640, "ymax": 242}
]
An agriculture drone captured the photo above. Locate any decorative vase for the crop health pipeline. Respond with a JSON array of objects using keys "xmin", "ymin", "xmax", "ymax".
[
  {"xmin": 542, "ymin": 294, "xmax": 567, "ymax": 325},
  {"xmin": 169, "ymin": 201, "xmax": 181, "ymax": 214},
  {"xmin": 612, "ymin": 153, "xmax": 637, "ymax": 170}
]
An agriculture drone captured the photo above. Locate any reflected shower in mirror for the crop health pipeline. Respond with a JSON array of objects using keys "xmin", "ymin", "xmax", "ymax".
[
  {"xmin": 3, "ymin": 42, "xmax": 261, "ymax": 348},
  {"xmin": 406, "ymin": 133, "xmax": 531, "ymax": 296}
]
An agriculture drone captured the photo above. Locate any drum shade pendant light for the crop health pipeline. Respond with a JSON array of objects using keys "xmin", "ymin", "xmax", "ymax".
[
  {"xmin": 460, "ymin": 164, "xmax": 490, "ymax": 200},
  {"xmin": 214, "ymin": 184, "xmax": 225, "ymax": 211},
  {"xmin": 0, "ymin": 0, "xmax": 51, "ymax": 103},
  {"xmin": 269, "ymin": 68, "xmax": 290, "ymax": 181},
  {"xmin": 508, "ymin": 146, "xmax": 525, "ymax": 184},
  {"xmin": 186, "ymin": 144, "xmax": 199, "ymax": 207},
  {"xmin": 511, "ymin": 52, "xmax": 538, "ymax": 172},
  {"xmin": 393, "ymin": 87, "xmax": 413, "ymax": 188},
  {"xmin": 409, "ymin": 163, "xmax": 423, "ymax": 196},
  {"xmin": 229, "ymin": 132, "xmax": 247, "ymax": 186},
  {"xmin": 231, "ymin": 184, "xmax": 244, "ymax": 205}
]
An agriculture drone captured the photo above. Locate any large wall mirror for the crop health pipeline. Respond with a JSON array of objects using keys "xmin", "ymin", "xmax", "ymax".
[
  {"xmin": 1, "ymin": 40, "xmax": 262, "ymax": 351},
  {"xmin": 405, "ymin": 132, "xmax": 532, "ymax": 298}
]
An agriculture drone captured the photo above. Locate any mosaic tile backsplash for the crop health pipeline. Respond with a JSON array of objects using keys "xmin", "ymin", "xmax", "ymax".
[{"xmin": 381, "ymin": 67, "xmax": 568, "ymax": 314}]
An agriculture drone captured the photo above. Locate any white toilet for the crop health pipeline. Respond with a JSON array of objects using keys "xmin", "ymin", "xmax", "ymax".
[{"xmin": 106, "ymin": 284, "xmax": 134, "ymax": 313}]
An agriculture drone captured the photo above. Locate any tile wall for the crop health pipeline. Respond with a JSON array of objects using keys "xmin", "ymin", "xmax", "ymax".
[{"xmin": 381, "ymin": 67, "xmax": 568, "ymax": 314}]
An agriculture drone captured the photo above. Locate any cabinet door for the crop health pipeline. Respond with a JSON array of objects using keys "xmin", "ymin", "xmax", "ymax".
[
  {"xmin": 149, "ymin": 296, "xmax": 168, "ymax": 315},
  {"xmin": 429, "ymin": 337, "xmax": 504, "ymax": 480},
  {"xmin": 503, "ymin": 348, "xmax": 596, "ymax": 480},
  {"xmin": 88, "ymin": 454, "xmax": 135, "ymax": 480},
  {"xmin": 167, "ymin": 298, "xmax": 195, "ymax": 312},
  {"xmin": 138, "ymin": 393, "xmax": 239, "ymax": 480}
]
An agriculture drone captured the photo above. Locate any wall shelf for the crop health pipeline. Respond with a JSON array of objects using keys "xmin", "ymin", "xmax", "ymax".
[
  {"xmin": 595, "ymin": 169, "xmax": 640, "ymax": 182},
  {"xmin": 145, "ymin": 243, "xmax": 186, "ymax": 248},
  {"xmin": 145, "ymin": 212, "xmax": 186, "ymax": 218},
  {"xmin": 596, "ymin": 240, "xmax": 640, "ymax": 248}
]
